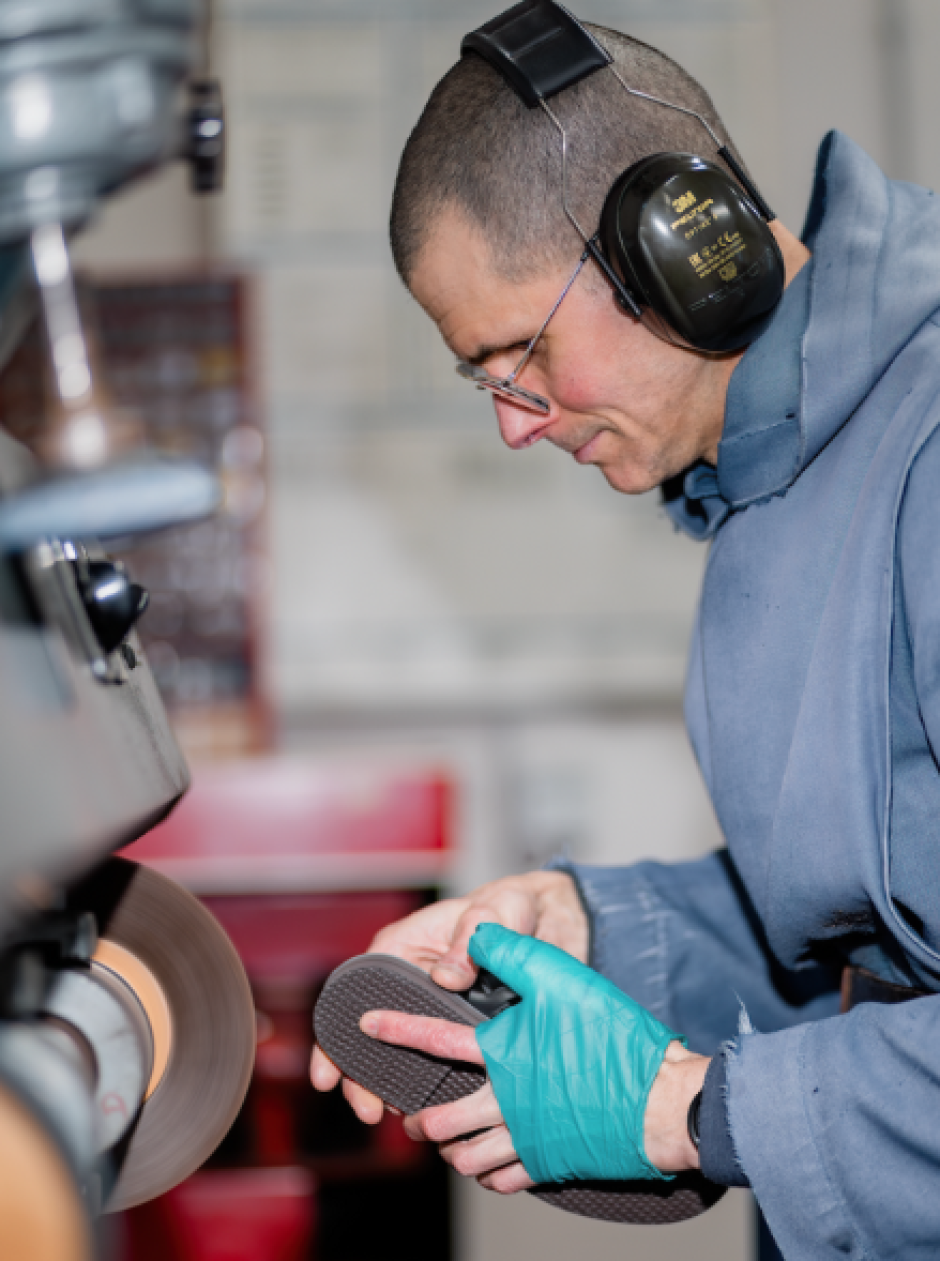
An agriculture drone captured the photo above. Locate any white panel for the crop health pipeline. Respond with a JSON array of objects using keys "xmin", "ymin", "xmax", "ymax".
[
  {"xmin": 765, "ymin": 0, "xmax": 888, "ymax": 229},
  {"xmin": 223, "ymin": 110, "xmax": 387, "ymax": 245},
  {"xmin": 458, "ymin": 1177, "xmax": 749, "ymax": 1261},
  {"xmin": 220, "ymin": 23, "xmax": 384, "ymax": 101},
  {"xmin": 259, "ymin": 263, "xmax": 389, "ymax": 404},
  {"xmin": 900, "ymin": 0, "xmax": 940, "ymax": 191},
  {"xmin": 503, "ymin": 717, "xmax": 722, "ymax": 870},
  {"xmin": 269, "ymin": 429, "xmax": 706, "ymax": 711}
]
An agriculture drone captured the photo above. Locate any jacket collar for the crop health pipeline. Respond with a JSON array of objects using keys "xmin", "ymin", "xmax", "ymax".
[
  {"xmin": 664, "ymin": 129, "xmax": 940, "ymax": 539},
  {"xmin": 663, "ymin": 241, "xmax": 812, "ymax": 539}
]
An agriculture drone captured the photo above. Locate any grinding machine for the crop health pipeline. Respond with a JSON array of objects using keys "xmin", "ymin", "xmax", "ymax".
[{"xmin": 0, "ymin": 3, "xmax": 257, "ymax": 1256}]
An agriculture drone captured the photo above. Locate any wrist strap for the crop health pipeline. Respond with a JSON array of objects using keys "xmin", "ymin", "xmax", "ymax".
[{"xmin": 687, "ymin": 1090, "xmax": 703, "ymax": 1150}]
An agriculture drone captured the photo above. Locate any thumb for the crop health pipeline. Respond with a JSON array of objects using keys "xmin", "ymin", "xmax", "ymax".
[{"xmin": 468, "ymin": 923, "xmax": 547, "ymax": 999}]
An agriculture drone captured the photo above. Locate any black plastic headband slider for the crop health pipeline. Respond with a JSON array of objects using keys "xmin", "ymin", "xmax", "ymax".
[
  {"xmin": 461, "ymin": 0, "xmax": 611, "ymax": 108},
  {"xmin": 718, "ymin": 146, "xmax": 775, "ymax": 222}
]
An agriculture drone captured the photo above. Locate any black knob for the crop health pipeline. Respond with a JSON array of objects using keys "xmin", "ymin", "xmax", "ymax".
[
  {"xmin": 188, "ymin": 79, "xmax": 225, "ymax": 194},
  {"xmin": 79, "ymin": 561, "xmax": 149, "ymax": 655},
  {"xmin": 462, "ymin": 968, "xmax": 520, "ymax": 1019}
]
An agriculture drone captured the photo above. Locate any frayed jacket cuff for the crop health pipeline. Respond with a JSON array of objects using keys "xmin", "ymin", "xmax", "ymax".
[
  {"xmin": 699, "ymin": 1050, "xmax": 750, "ymax": 1187},
  {"xmin": 727, "ymin": 1022, "xmax": 860, "ymax": 1260}
]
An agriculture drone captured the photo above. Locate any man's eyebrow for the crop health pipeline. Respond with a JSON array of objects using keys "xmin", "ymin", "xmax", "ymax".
[{"xmin": 463, "ymin": 335, "xmax": 533, "ymax": 366}]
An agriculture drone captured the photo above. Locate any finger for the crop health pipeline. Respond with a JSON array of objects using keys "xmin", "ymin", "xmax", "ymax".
[
  {"xmin": 429, "ymin": 908, "xmax": 490, "ymax": 989},
  {"xmin": 361, "ymin": 1012, "xmax": 484, "ymax": 1067},
  {"xmin": 310, "ymin": 1044, "xmax": 341, "ymax": 1091},
  {"xmin": 469, "ymin": 922, "xmax": 576, "ymax": 999},
  {"xmin": 342, "ymin": 1075, "xmax": 384, "ymax": 1125},
  {"xmin": 440, "ymin": 1124, "xmax": 519, "ymax": 1178},
  {"xmin": 478, "ymin": 1161, "xmax": 535, "ymax": 1194},
  {"xmin": 467, "ymin": 922, "xmax": 534, "ymax": 997},
  {"xmin": 432, "ymin": 889, "xmax": 539, "ymax": 988},
  {"xmin": 369, "ymin": 897, "xmax": 472, "ymax": 972},
  {"xmin": 404, "ymin": 1083, "xmax": 503, "ymax": 1144}
]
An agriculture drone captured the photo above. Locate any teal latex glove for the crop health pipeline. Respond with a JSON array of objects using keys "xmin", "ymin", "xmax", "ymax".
[{"xmin": 470, "ymin": 924, "xmax": 685, "ymax": 1186}]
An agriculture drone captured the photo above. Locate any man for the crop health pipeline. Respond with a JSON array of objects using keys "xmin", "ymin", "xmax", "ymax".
[{"xmin": 313, "ymin": 7, "xmax": 940, "ymax": 1257}]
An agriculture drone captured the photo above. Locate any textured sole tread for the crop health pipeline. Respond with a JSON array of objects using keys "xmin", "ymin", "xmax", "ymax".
[{"xmin": 314, "ymin": 954, "xmax": 726, "ymax": 1226}]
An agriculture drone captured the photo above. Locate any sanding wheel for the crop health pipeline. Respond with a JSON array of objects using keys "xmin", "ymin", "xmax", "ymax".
[{"xmin": 68, "ymin": 857, "xmax": 255, "ymax": 1212}]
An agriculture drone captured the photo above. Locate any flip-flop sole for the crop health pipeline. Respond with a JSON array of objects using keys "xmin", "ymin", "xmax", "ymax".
[{"xmin": 314, "ymin": 954, "xmax": 726, "ymax": 1225}]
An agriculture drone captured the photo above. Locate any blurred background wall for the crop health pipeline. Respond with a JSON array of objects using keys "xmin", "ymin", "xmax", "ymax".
[{"xmin": 73, "ymin": 2, "xmax": 940, "ymax": 1259}]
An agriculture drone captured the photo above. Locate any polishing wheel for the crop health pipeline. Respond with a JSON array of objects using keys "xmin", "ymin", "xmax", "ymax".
[
  {"xmin": 69, "ymin": 857, "xmax": 255, "ymax": 1212},
  {"xmin": 0, "ymin": 1082, "xmax": 93, "ymax": 1261}
]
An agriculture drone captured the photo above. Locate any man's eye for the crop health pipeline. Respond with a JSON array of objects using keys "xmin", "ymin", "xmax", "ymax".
[{"xmin": 484, "ymin": 343, "xmax": 528, "ymax": 368}]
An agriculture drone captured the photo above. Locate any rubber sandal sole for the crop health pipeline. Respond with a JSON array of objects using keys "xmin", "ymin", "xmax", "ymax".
[{"xmin": 314, "ymin": 953, "xmax": 726, "ymax": 1225}]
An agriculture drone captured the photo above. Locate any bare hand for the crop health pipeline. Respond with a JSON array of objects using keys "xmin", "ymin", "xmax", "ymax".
[
  {"xmin": 310, "ymin": 870, "xmax": 587, "ymax": 1123},
  {"xmin": 643, "ymin": 1043, "xmax": 709, "ymax": 1172},
  {"xmin": 360, "ymin": 1011, "xmax": 534, "ymax": 1193}
]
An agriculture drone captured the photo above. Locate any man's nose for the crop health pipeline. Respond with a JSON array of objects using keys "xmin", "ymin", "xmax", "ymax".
[{"xmin": 493, "ymin": 398, "xmax": 554, "ymax": 450}]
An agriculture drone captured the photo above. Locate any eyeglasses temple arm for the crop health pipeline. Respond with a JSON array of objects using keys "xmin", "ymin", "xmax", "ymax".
[{"xmin": 507, "ymin": 246, "xmax": 592, "ymax": 383}]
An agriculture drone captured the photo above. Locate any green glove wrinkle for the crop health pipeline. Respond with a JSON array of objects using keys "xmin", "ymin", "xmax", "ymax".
[{"xmin": 469, "ymin": 924, "xmax": 685, "ymax": 1187}]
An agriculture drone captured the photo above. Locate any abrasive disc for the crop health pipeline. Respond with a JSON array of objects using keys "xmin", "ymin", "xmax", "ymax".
[{"xmin": 69, "ymin": 857, "xmax": 255, "ymax": 1212}]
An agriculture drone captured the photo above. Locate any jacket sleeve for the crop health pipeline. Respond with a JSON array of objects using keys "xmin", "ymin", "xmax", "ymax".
[
  {"xmin": 726, "ymin": 996, "xmax": 940, "ymax": 1260},
  {"xmin": 554, "ymin": 850, "xmax": 840, "ymax": 1056}
]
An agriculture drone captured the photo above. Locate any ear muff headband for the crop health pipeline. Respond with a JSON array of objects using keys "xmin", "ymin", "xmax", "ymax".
[{"xmin": 461, "ymin": 0, "xmax": 786, "ymax": 353}]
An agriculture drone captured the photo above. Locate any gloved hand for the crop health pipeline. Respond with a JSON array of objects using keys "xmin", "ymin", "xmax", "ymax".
[{"xmin": 470, "ymin": 923, "xmax": 685, "ymax": 1186}]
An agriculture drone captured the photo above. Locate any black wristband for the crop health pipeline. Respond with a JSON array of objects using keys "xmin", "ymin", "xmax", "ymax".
[{"xmin": 687, "ymin": 1089, "xmax": 703, "ymax": 1150}]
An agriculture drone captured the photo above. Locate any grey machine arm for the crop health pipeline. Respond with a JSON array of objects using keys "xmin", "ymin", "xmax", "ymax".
[{"xmin": 0, "ymin": 5, "xmax": 255, "ymax": 1257}]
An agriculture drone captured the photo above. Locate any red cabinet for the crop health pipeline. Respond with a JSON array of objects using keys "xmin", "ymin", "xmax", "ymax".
[{"xmin": 120, "ymin": 759, "xmax": 456, "ymax": 1261}]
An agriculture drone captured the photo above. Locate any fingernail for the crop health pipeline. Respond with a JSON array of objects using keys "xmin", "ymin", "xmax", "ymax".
[
  {"xmin": 361, "ymin": 1015, "xmax": 379, "ymax": 1036},
  {"xmin": 435, "ymin": 966, "xmax": 465, "ymax": 985}
]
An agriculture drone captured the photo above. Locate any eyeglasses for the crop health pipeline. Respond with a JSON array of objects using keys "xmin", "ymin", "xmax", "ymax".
[{"xmin": 455, "ymin": 246, "xmax": 590, "ymax": 416}]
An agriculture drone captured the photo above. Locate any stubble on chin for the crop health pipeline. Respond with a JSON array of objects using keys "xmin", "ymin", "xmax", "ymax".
[
  {"xmin": 563, "ymin": 429, "xmax": 662, "ymax": 496},
  {"xmin": 599, "ymin": 464, "xmax": 662, "ymax": 496}
]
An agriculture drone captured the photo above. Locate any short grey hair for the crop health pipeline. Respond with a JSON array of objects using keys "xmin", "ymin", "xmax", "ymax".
[{"xmin": 390, "ymin": 23, "xmax": 744, "ymax": 285}]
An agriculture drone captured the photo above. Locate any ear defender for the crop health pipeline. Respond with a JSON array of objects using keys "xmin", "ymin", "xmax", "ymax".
[
  {"xmin": 461, "ymin": 0, "xmax": 788, "ymax": 355},
  {"xmin": 599, "ymin": 153, "xmax": 786, "ymax": 353}
]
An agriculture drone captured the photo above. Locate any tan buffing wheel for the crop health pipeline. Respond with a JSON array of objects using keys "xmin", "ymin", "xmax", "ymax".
[
  {"xmin": 0, "ymin": 1083, "xmax": 92, "ymax": 1261},
  {"xmin": 71, "ymin": 857, "xmax": 255, "ymax": 1212}
]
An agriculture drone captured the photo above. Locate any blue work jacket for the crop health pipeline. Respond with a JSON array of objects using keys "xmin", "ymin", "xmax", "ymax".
[{"xmin": 565, "ymin": 132, "xmax": 940, "ymax": 1259}]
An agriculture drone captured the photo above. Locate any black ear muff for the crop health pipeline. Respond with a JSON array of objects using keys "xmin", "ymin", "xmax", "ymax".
[{"xmin": 599, "ymin": 153, "xmax": 785, "ymax": 353}]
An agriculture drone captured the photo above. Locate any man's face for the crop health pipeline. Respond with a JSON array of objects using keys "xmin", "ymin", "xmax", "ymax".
[{"xmin": 410, "ymin": 208, "xmax": 738, "ymax": 495}]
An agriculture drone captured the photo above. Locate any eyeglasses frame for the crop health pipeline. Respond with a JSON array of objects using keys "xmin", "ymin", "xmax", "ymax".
[{"xmin": 455, "ymin": 244, "xmax": 591, "ymax": 416}]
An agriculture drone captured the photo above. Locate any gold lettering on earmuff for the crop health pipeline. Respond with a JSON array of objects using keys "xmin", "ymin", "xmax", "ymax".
[
  {"xmin": 671, "ymin": 196, "xmax": 716, "ymax": 237},
  {"xmin": 671, "ymin": 190, "xmax": 697, "ymax": 214},
  {"xmin": 687, "ymin": 231, "xmax": 746, "ymax": 280}
]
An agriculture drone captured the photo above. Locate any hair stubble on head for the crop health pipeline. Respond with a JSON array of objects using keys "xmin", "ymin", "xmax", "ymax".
[{"xmin": 390, "ymin": 23, "xmax": 746, "ymax": 289}]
